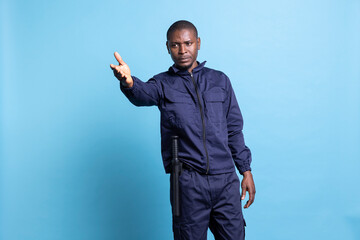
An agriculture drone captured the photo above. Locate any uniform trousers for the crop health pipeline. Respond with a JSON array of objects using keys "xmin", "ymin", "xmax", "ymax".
[{"xmin": 170, "ymin": 168, "xmax": 246, "ymax": 240}]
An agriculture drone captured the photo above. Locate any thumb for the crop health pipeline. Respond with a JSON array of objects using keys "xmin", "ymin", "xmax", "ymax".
[{"xmin": 114, "ymin": 52, "xmax": 126, "ymax": 65}]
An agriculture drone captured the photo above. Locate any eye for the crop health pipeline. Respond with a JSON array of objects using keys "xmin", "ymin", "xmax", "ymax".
[
  {"xmin": 171, "ymin": 43, "xmax": 178, "ymax": 48},
  {"xmin": 186, "ymin": 42, "xmax": 192, "ymax": 46}
]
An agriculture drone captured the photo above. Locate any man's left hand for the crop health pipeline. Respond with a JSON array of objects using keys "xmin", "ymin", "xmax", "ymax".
[{"xmin": 241, "ymin": 171, "xmax": 256, "ymax": 209}]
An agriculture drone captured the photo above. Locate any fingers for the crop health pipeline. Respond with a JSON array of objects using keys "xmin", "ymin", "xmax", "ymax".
[
  {"xmin": 114, "ymin": 52, "xmax": 126, "ymax": 65},
  {"xmin": 241, "ymin": 186, "xmax": 246, "ymax": 201},
  {"xmin": 110, "ymin": 64, "xmax": 122, "ymax": 74},
  {"xmin": 114, "ymin": 69, "xmax": 125, "ymax": 78},
  {"xmin": 110, "ymin": 64, "xmax": 126, "ymax": 78},
  {"xmin": 244, "ymin": 190, "xmax": 255, "ymax": 208}
]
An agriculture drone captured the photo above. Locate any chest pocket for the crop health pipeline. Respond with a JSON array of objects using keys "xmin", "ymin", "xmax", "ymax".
[
  {"xmin": 163, "ymin": 90, "xmax": 195, "ymax": 128},
  {"xmin": 203, "ymin": 89, "xmax": 226, "ymax": 123}
]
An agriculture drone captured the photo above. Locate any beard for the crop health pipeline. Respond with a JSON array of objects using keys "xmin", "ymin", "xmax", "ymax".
[
  {"xmin": 174, "ymin": 59, "xmax": 196, "ymax": 71},
  {"xmin": 176, "ymin": 63, "xmax": 192, "ymax": 70}
]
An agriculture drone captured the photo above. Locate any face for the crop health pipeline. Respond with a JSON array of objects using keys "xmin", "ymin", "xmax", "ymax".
[{"xmin": 166, "ymin": 28, "xmax": 201, "ymax": 72}]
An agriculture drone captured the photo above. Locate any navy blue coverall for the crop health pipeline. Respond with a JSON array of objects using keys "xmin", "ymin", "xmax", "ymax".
[{"xmin": 121, "ymin": 61, "xmax": 252, "ymax": 239}]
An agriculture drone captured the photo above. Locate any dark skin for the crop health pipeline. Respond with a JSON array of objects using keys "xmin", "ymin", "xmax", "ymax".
[
  {"xmin": 241, "ymin": 170, "xmax": 256, "ymax": 208},
  {"xmin": 110, "ymin": 28, "xmax": 256, "ymax": 209},
  {"xmin": 166, "ymin": 28, "xmax": 200, "ymax": 73}
]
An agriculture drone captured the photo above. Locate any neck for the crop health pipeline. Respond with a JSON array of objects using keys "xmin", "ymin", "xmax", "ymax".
[{"xmin": 187, "ymin": 61, "xmax": 199, "ymax": 73}]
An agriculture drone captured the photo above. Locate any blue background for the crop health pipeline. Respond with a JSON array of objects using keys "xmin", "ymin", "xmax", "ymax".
[{"xmin": 1, "ymin": 0, "xmax": 359, "ymax": 239}]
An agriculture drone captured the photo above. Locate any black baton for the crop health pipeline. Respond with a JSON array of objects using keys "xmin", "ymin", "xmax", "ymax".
[{"xmin": 171, "ymin": 136, "xmax": 182, "ymax": 217}]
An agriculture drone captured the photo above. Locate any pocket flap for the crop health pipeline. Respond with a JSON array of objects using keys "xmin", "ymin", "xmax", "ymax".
[{"xmin": 204, "ymin": 90, "xmax": 226, "ymax": 102}]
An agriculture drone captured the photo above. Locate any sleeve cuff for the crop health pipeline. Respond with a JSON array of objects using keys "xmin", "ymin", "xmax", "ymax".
[
  {"xmin": 120, "ymin": 76, "xmax": 137, "ymax": 90},
  {"xmin": 237, "ymin": 164, "xmax": 252, "ymax": 175},
  {"xmin": 120, "ymin": 76, "xmax": 139, "ymax": 98}
]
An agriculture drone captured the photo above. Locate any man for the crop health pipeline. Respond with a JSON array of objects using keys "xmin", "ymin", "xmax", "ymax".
[{"xmin": 110, "ymin": 20, "xmax": 255, "ymax": 240}]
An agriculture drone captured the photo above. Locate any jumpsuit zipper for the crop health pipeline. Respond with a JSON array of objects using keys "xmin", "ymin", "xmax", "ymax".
[{"xmin": 190, "ymin": 72, "xmax": 210, "ymax": 174}]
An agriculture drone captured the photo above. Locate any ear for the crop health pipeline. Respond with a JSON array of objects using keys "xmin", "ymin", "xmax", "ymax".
[
  {"xmin": 197, "ymin": 37, "xmax": 201, "ymax": 50},
  {"xmin": 166, "ymin": 41, "xmax": 170, "ymax": 54}
]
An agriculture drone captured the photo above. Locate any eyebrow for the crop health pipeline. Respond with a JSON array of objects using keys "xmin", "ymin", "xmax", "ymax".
[{"xmin": 170, "ymin": 40, "xmax": 193, "ymax": 44}]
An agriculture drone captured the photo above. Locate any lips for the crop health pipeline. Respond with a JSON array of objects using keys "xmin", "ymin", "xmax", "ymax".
[{"xmin": 178, "ymin": 57, "xmax": 190, "ymax": 63}]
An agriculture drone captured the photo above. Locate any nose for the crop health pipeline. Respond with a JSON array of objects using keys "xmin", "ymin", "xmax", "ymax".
[{"xmin": 179, "ymin": 44, "xmax": 186, "ymax": 54}]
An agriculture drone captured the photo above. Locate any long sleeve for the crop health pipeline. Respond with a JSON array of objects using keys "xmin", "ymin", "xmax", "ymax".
[
  {"xmin": 120, "ymin": 76, "xmax": 162, "ymax": 106},
  {"xmin": 225, "ymin": 78, "xmax": 252, "ymax": 175}
]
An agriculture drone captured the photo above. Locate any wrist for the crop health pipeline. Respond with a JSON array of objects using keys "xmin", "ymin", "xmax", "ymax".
[
  {"xmin": 243, "ymin": 170, "xmax": 252, "ymax": 177},
  {"xmin": 121, "ymin": 77, "xmax": 133, "ymax": 88}
]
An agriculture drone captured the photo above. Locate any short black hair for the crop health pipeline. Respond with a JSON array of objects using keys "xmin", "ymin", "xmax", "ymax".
[{"xmin": 166, "ymin": 20, "xmax": 198, "ymax": 40}]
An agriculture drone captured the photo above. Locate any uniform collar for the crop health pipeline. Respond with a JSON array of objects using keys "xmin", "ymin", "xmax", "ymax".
[{"xmin": 169, "ymin": 61, "xmax": 207, "ymax": 75}]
